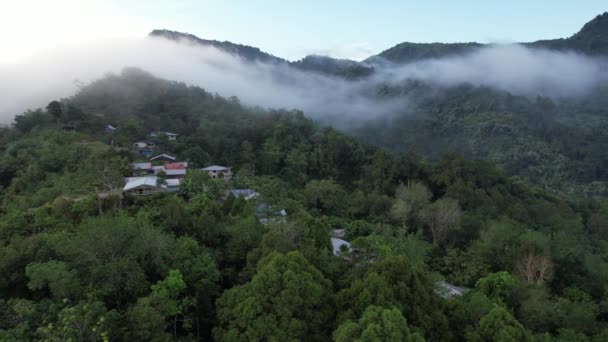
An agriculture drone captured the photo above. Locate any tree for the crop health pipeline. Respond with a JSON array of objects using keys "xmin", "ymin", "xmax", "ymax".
[
  {"xmin": 304, "ymin": 179, "xmax": 346, "ymax": 216},
  {"xmin": 467, "ymin": 306, "xmax": 530, "ymax": 342},
  {"xmin": 215, "ymin": 251, "xmax": 334, "ymax": 341},
  {"xmin": 26, "ymin": 261, "xmax": 80, "ymax": 300},
  {"xmin": 389, "ymin": 181, "xmax": 431, "ymax": 230},
  {"xmin": 417, "ymin": 197, "xmax": 462, "ymax": 246},
  {"xmin": 333, "ymin": 305, "xmax": 425, "ymax": 342},
  {"xmin": 475, "ymin": 271, "xmax": 515, "ymax": 305},
  {"xmin": 127, "ymin": 270, "xmax": 194, "ymax": 340},
  {"xmin": 37, "ymin": 301, "xmax": 119, "ymax": 342},
  {"xmin": 46, "ymin": 100, "xmax": 62, "ymax": 120},
  {"xmin": 336, "ymin": 256, "xmax": 450, "ymax": 341},
  {"xmin": 515, "ymin": 232, "xmax": 554, "ymax": 284}
]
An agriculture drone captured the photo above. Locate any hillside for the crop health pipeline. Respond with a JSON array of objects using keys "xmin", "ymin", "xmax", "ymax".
[{"xmin": 1, "ymin": 69, "xmax": 607, "ymax": 340}]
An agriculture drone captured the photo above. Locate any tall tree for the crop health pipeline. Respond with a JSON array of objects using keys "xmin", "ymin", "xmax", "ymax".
[
  {"xmin": 417, "ymin": 197, "xmax": 462, "ymax": 246},
  {"xmin": 333, "ymin": 305, "xmax": 425, "ymax": 342},
  {"xmin": 215, "ymin": 251, "xmax": 334, "ymax": 341}
]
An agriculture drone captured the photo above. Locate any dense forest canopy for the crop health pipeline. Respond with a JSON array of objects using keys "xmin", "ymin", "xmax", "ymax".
[{"xmin": 0, "ymin": 68, "xmax": 607, "ymax": 341}]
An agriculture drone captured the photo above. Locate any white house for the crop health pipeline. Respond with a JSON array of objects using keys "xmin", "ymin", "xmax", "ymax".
[
  {"xmin": 124, "ymin": 177, "xmax": 182, "ymax": 195},
  {"xmin": 123, "ymin": 177, "xmax": 161, "ymax": 196},
  {"xmin": 435, "ymin": 281, "xmax": 468, "ymax": 299},
  {"xmin": 150, "ymin": 131, "xmax": 179, "ymax": 141},
  {"xmin": 201, "ymin": 165, "xmax": 232, "ymax": 180},
  {"xmin": 162, "ymin": 178, "xmax": 181, "ymax": 192},
  {"xmin": 331, "ymin": 237, "xmax": 352, "ymax": 256},
  {"xmin": 150, "ymin": 153, "xmax": 176, "ymax": 163},
  {"xmin": 133, "ymin": 141, "xmax": 155, "ymax": 149},
  {"xmin": 225, "ymin": 189, "xmax": 260, "ymax": 201}
]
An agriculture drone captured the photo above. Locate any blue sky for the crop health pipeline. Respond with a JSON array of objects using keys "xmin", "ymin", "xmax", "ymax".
[{"xmin": 1, "ymin": 0, "xmax": 606, "ymax": 63}]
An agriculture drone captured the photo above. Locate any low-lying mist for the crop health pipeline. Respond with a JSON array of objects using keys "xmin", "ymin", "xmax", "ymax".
[{"xmin": 1, "ymin": 36, "xmax": 606, "ymax": 125}]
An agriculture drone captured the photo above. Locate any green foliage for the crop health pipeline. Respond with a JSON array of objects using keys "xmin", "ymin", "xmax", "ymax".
[
  {"xmin": 215, "ymin": 251, "xmax": 334, "ymax": 341},
  {"xmin": 475, "ymin": 271, "xmax": 515, "ymax": 305},
  {"xmin": 26, "ymin": 261, "xmax": 79, "ymax": 300},
  {"xmin": 467, "ymin": 306, "xmax": 531, "ymax": 342},
  {"xmin": 0, "ymin": 68, "xmax": 607, "ymax": 340},
  {"xmin": 333, "ymin": 305, "xmax": 424, "ymax": 342}
]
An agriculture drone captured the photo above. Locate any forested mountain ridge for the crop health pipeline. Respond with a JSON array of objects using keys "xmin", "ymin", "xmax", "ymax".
[
  {"xmin": 1, "ymin": 68, "xmax": 607, "ymax": 340},
  {"xmin": 151, "ymin": 12, "xmax": 608, "ymax": 72}
]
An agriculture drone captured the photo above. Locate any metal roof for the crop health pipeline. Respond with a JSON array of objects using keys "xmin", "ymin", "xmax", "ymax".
[
  {"xmin": 131, "ymin": 162, "xmax": 152, "ymax": 170},
  {"xmin": 150, "ymin": 153, "xmax": 176, "ymax": 161},
  {"xmin": 123, "ymin": 177, "xmax": 158, "ymax": 191},
  {"xmin": 202, "ymin": 165, "xmax": 231, "ymax": 171}
]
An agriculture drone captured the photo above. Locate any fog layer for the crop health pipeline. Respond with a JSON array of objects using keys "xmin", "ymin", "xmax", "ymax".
[{"xmin": 0, "ymin": 37, "xmax": 605, "ymax": 123}]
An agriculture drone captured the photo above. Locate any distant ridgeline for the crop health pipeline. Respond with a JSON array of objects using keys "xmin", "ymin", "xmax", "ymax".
[{"xmin": 151, "ymin": 12, "xmax": 608, "ymax": 75}]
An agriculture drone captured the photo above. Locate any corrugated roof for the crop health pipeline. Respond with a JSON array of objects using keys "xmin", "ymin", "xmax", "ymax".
[
  {"xmin": 165, "ymin": 162, "xmax": 188, "ymax": 169},
  {"xmin": 165, "ymin": 179, "xmax": 181, "ymax": 187},
  {"xmin": 131, "ymin": 162, "xmax": 152, "ymax": 170},
  {"xmin": 226, "ymin": 189, "xmax": 259, "ymax": 200},
  {"xmin": 331, "ymin": 237, "xmax": 351, "ymax": 256},
  {"xmin": 164, "ymin": 169, "xmax": 186, "ymax": 176},
  {"xmin": 150, "ymin": 153, "xmax": 176, "ymax": 161},
  {"xmin": 202, "ymin": 165, "xmax": 231, "ymax": 171},
  {"xmin": 124, "ymin": 177, "xmax": 158, "ymax": 191}
]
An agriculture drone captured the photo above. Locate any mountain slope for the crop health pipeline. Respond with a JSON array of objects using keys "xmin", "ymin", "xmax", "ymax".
[{"xmin": 368, "ymin": 12, "xmax": 608, "ymax": 64}]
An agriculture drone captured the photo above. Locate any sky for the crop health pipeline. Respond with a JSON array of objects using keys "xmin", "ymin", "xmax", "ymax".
[{"xmin": 0, "ymin": 0, "xmax": 606, "ymax": 64}]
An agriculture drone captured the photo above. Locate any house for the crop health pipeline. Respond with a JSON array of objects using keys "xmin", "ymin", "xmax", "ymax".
[
  {"xmin": 150, "ymin": 153, "xmax": 176, "ymax": 163},
  {"xmin": 123, "ymin": 176, "xmax": 182, "ymax": 195},
  {"xmin": 225, "ymin": 189, "xmax": 260, "ymax": 201},
  {"xmin": 201, "ymin": 165, "xmax": 232, "ymax": 180},
  {"xmin": 131, "ymin": 162, "xmax": 153, "ymax": 175},
  {"xmin": 150, "ymin": 131, "xmax": 178, "ymax": 141},
  {"xmin": 256, "ymin": 203, "xmax": 287, "ymax": 224},
  {"xmin": 123, "ymin": 177, "xmax": 161, "ymax": 196},
  {"xmin": 105, "ymin": 124, "xmax": 117, "ymax": 134},
  {"xmin": 133, "ymin": 141, "xmax": 155, "ymax": 157},
  {"xmin": 331, "ymin": 237, "xmax": 352, "ymax": 256},
  {"xmin": 435, "ymin": 281, "xmax": 468, "ymax": 299},
  {"xmin": 162, "ymin": 178, "xmax": 181, "ymax": 192},
  {"xmin": 163, "ymin": 162, "xmax": 188, "ymax": 179},
  {"xmin": 62, "ymin": 124, "xmax": 76, "ymax": 131},
  {"xmin": 133, "ymin": 141, "xmax": 155, "ymax": 149}
]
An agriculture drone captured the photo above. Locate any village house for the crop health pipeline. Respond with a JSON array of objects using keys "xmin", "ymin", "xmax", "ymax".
[
  {"xmin": 133, "ymin": 141, "xmax": 155, "ymax": 157},
  {"xmin": 162, "ymin": 178, "xmax": 181, "ymax": 192},
  {"xmin": 163, "ymin": 162, "xmax": 188, "ymax": 179},
  {"xmin": 150, "ymin": 153, "xmax": 176, "ymax": 163},
  {"xmin": 150, "ymin": 131, "xmax": 179, "ymax": 141},
  {"xmin": 131, "ymin": 162, "xmax": 153, "ymax": 175},
  {"xmin": 123, "ymin": 177, "xmax": 162, "ymax": 196},
  {"xmin": 201, "ymin": 165, "xmax": 232, "ymax": 180},
  {"xmin": 434, "ymin": 281, "xmax": 468, "ymax": 299},
  {"xmin": 225, "ymin": 189, "xmax": 260, "ymax": 201},
  {"xmin": 123, "ymin": 176, "xmax": 183, "ymax": 195},
  {"xmin": 105, "ymin": 124, "xmax": 117, "ymax": 134},
  {"xmin": 256, "ymin": 203, "xmax": 287, "ymax": 224}
]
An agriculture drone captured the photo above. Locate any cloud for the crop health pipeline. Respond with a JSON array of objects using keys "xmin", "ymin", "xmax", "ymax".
[
  {"xmin": 0, "ymin": 37, "xmax": 606, "ymax": 126},
  {"xmin": 302, "ymin": 42, "xmax": 377, "ymax": 62},
  {"xmin": 380, "ymin": 44, "xmax": 604, "ymax": 98},
  {"xmin": 0, "ymin": 37, "xmax": 400, "ymax": 126}
]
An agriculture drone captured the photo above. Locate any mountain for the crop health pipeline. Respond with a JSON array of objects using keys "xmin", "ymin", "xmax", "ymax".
[
  {"xmin": 151, "ymin": 12, "xmax": 608, "ymax": 79},
  {"xmin": 150, "ymin": 29, "xmax": 372, "ymax": 78},
  {"xmin": 149, "ymin": 29, "xmax": 287, "ymax": 65},
  {"xmin": 529, "ymin": 12, "xmax": 608, "ymax": 55},
  {"xmin": 369, "ymin": 12, "xmax": 608, "ymax": 64}
]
